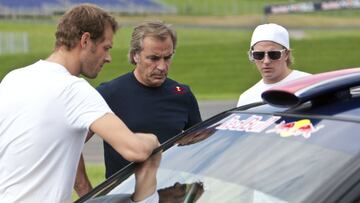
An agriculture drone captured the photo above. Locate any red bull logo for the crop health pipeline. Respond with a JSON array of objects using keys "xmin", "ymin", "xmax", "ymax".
[
  {"xmin": 173, "ymin": 85, "xmax": 186, "ymax": 94},
  {"xmin": 266, "ymin": 119, "xmax": 324, "ymax": 139},
  {"xmin": 216, "ymin": 115, "xmax": 280, "ymax": 133}
]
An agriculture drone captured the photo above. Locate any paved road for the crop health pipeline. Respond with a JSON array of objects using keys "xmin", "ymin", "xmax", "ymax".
[{"xmin": 82, "ymin": 99, "xmax": 237, "ymax": 163}]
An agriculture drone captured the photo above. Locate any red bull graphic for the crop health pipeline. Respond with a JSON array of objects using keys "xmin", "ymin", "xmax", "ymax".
[
  {"xmin": 216, "ymin": 115, "xmax": 280, "ymax": 133},
  {"xmin": 173, "ymin": 85, "xmax": 186, "ymax": 94},
  {"xmin": 266, "ymin": 119, "xmax": 324, "ymax": 139}
]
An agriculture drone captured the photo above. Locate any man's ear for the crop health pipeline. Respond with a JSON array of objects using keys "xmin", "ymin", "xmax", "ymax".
[
  {"xmin": 134, "ymin": 54, "xmax": 139, "ymax": 63},
  {"xmin": 80, "ymin": 32, "xmax": 91, "ymax": 48}
]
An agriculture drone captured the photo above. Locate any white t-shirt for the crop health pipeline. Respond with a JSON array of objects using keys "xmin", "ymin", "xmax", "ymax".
[
  {"xmin": 237, "ymin": 70, "xmax": 311, "ymax": 107},
  {"xmin": 0, "ymin": 60, "xmax": 112, "ymax": 203}
]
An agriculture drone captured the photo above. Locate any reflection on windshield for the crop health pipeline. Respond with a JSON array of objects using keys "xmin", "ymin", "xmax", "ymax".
[
  {"xmin": 158, "ymin": 182, "xmax": 204, "ymax": 203},
  {"xmin": 177, "ymin": 127, "xmax": 217, "ymax": 147},
  {"xmin": 97, "ymin": 179, "xmax": 204, "ymax": 203},
  {"xmin": 176, "ymin": 113, "xmax": 233, "ymax": 147}
]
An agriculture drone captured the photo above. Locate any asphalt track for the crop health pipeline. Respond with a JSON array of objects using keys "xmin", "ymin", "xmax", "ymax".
[{"xmin": 82, "ymin": 99, "xmax": 237, "ymax": 164}]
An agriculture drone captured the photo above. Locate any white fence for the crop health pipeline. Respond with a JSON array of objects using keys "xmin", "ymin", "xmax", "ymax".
[{"xmin": 0, "ymin": 32, "xmax": 29, "ymax": 55}]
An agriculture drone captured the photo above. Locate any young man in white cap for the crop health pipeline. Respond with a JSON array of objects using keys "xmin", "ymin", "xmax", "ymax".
[{"xmin": 236, "ymin": 23, "xmax": 311, "ymax": 107}]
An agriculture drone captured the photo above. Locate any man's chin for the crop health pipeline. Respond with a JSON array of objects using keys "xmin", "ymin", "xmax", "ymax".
[
  {"xmin": 82, "ymin": 72, "xmax": 98, "ymax": 79},
  {"xmin": 262, "ymin": 74, "xmax": 277, "ymax": 83}
]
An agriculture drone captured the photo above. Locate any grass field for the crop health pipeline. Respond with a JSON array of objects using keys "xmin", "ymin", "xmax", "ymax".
[{"xmin": 1, "ymin": 18, "xmax": 360, "ymax": 99}]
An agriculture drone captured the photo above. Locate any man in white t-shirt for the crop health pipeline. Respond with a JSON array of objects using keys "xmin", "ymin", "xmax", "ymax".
[
  {"xmin": 237, "ymin": 23, "xmax": 311, "ymax": 107},
  {"xmin": 0, "ymin": 4, "xmax": 159, "ymax": 203}
]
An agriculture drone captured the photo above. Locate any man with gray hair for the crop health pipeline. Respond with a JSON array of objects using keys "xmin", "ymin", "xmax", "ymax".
[
  {"xmin": 76, "ymin": 20, "xmax": 201, "ymax": 196},
  {"xmin": 237, "ymin": 23, "xmax": 311, "ymax": 107}
]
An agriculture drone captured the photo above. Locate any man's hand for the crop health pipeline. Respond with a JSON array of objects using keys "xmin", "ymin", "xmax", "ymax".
[{"xmin": 132, "ymin": 149, "xmax": 162, "ymax": 202}]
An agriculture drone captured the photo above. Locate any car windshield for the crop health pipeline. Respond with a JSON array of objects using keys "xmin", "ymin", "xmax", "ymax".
[{"xmin": 93, "ymin": 111, "xmax": 360, "ymax": 203}]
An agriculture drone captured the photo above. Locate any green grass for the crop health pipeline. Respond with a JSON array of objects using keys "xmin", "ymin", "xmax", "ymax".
[
  {"xmin": 1, "ymin": 21, "xmax": 360, "ymax": 99},
  {"xmin": 88, "ymin": 28, "xmax": 357, "ymax": 97}
]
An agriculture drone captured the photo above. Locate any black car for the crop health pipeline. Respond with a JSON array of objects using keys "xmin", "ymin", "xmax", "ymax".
[{"xmin": 76, "ymin": 67, "xmax": 360, "ymax": 203}]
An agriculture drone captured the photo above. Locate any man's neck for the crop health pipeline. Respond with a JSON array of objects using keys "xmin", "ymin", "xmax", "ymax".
[{"xmin": 46, "ymin": 47, "xmax": 80, "ymax": 76}]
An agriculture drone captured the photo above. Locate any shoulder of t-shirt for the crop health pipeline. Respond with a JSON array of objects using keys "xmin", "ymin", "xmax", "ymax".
[
  {"xmin": 291, "ymin": 69, "xmax": 312, "ymax": 77},
  {"xmin": 165, "ymin": 77, "xmax": 192, "ymax": 93},
  {"xmin": 96, "ymin": 72, "xmax": 132, "ymax": 96}
]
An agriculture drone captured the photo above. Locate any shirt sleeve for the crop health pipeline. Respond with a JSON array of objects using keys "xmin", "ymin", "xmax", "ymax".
[{"xmin": 96, "ymin": 81, "xmax": 111, "ymax": 101}]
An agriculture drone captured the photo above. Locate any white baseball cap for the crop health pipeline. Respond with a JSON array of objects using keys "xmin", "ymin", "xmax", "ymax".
[{"xmin": 250, "ymin": 23, "xmax": 290, "ymax": 49}]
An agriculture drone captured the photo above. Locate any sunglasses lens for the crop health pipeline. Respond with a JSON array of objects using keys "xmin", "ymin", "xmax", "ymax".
[
  {"xmin": 251, "ymin": 50, "xmax": 284, "ymax": 60},
  {"xmin": 252, "ymin": 51, "xmax": 265, "ymax": 60},
  {"xmin": 268, "ymin": 51, "xmax": 282, "ymax": 60}
]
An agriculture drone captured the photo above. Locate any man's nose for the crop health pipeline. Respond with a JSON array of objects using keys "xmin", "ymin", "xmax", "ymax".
[
  {"xmin": 157, "ymin": 59, "xmax": 168, "ymax": 71},
  {"xmin": 263, "ymin": 54, "xmax": 272, "ymax": 64},
  {"xmin": 105, "ymin": 54, "xmax": 112, "ymax": 63}
]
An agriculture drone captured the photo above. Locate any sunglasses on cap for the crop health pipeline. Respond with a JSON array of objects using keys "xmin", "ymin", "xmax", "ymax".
[{"xmin": 249, "ymin": 49, "xmax": 287, "ymax": 61}]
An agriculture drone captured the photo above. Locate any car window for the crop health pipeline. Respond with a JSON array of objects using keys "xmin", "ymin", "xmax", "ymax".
[{"xmin": 91, "ymin": 112, "xmax": 360, "ymax": 203}]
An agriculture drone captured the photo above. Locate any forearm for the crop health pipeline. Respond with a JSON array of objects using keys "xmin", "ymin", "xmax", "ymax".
[
  {"xmin": 132, "ymin": 169, "xmax": 157, "ymax": 201},
  {"xmin": 90, "ymin": 113, "xmax": 159, "ymax": 162},
  {"xmin": 74, "ymin": 154, "xmax": 92, "ymax": 197},
  {"xmin": 132, "ymin": 151, "xmax": 162, "ymax": 202}
]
